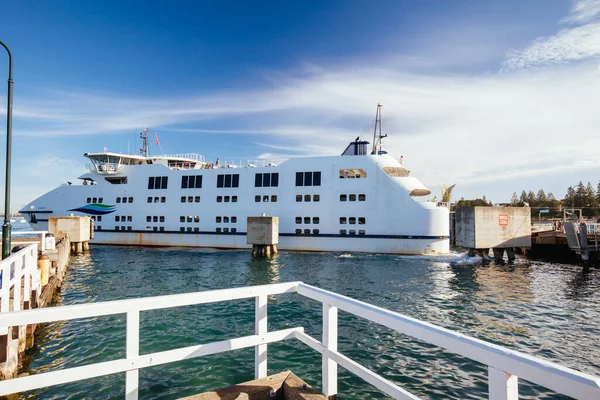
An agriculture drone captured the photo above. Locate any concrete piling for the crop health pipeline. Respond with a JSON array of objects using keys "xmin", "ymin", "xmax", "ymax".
[{"xmin": 247, "ymin": 216, "xmax": 279, "ymax": 257}]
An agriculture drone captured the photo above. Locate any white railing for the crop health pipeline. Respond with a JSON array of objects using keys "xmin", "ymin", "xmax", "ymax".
[
  {"xmin": 1, "ymin": 231, "xmax": 52, "ymax": 252},
  {"xmin": 586, "ymin": 223, "xmax": 600, "ymax": 235},
  {"xmin": 0, "ymin": 244, "xmax": 40, "ymax": 336},
  {"xmin": 0, "ymin": 282, "xmax": 599, "ymax": 399}
]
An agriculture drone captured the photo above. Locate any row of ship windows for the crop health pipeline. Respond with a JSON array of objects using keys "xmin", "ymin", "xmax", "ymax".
[
  {"xmin": 91, "ymin": 216, "xmax": 103, "ymax": 221},
  {"xmin": 340, "ymin": 217, "xmax": 366, "ymax": 224},
  {"xmin": 296, "ymin": 229, "xmax": 367, "ymax": 235},
  {"xmin": 96, "ymin": 226, "xmax": 364, "ymax": 235},
  {"xmin": 181, "ymin": 196, "xmax": 201, "ymax": 203},
  {"xmin": 340, "ymin": 229, "xmax": 366, "ymax": 235},
  {"xmin": 148, "ymin": 171, "xmax": 322, "ymax": 190},
  {"xmin": 215, "ymin": 227, "xmax": 237, "ymax": 233},
  {"xmin": 296, "ymin": 194, "xmax": 320, "ymax": 202},
  {"xmin": 148, "ymin": 197, "xmax": 166, "ymax": 203},
  {"xmin": 116, "ymin": 197, "xmax": 134, "ymax": 203},
  {"xmin": 86, "ymin": 197, "xmax": 104, "ymax": 204},
  {"xmin": 115, "ymin": 215, "xmax": 133, "ymax": 222},
  {"xmin": 295, "ymin": 217, "xmax": 320, "ymax": 224},
  {"xmin": 146, "ymin": 216, "xmax": 165, "ymax": 222},
  {"xmin": 180, "ymin": 216, "xmax": 200, "ymax": 223},
  {"xmin": 295, "ymin": 229, "xmax": 320, "ymax": 235},
  {"xmin": 255, "ymin": 195, "xmax": 277, "ymax": 203},
  {"xmin": 341, "ymin": 194, "xmax": 366, "ymax": 201}
]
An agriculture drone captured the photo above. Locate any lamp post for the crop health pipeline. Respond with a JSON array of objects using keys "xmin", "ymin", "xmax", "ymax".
[{"xmin": 0, "ymin": 41, "xmax": 13, "ymax": 259}]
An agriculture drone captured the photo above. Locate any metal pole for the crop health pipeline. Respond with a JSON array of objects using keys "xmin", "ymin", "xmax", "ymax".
[{"xmin": 0, "ymin": 41, "xmax": 13, "ymax": 259}]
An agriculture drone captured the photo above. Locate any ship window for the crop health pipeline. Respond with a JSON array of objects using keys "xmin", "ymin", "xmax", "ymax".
[
  {"xmin": 115, "ymin": 226, "xmax": 119, "ymax": 231},
  {"xmin": 255, "ymin": 173, "xmax": 262, "ymax": 187},
  {"xmin": 340, "ymin": 194, "xmax": 347, "ymax": 201},
  {"xmin": 224, "ymin": 196, "xmax": 230, "ymax": 202},
  {"xmin": 349, "ymin": 217, "xmax": 356, "ymax": 224},
  {"xmin": 232, "ymin": 196, "xmax": 237, "ymax": 202},
  {"xmin": 161, "ymin": 177, "xmax": 168, "ymax": 189},
  {"xmin": 99, "ymin": 197, "xmax": 103, "ymax": 203},
  {"xmin": 195, "ymin": 196, "xmax": 201, "ymax": 202},
  {"xmin": 115, "ymin": 216, "xmax": 119, "ymax": 222},
  {"xmin": 339, "ymin": 168, "xmax": 367, "ymax": 179},
  {"xmin": 359, "ymin": 217, "xmax": 366, "ymax": 225},
  {"xmin": 340, "ymin": 217, "xmax": 347, "ymax": 224},
  {"xmin": 271, "ymin": 173, "xmax": 279, "ymax": 187},
  {"xmin": 231, "ymin": 216, "xmax": 237, "ymax": 223},
  {"xmin": 349, "ymin": 194, "xmax": 357, "ymax": 201},
  {"xmin": 194, "ymin": 216, "xmax": 200, "ymax": 223},
  {"xmin": 154, "ymin": 197, "xmax": 159, "ymax": 203},
  {"xmin": 188, "ymin": 196, "xmax": 193, "ymax": 203},
  {"xmin": 304, "ymin": 172, "xmax": 313, "ymax": 187},
  {"xmin": 120, "ymin": 216, "xmax": 126, "ymax": 222},
  {"xmin": 217, "ymin": 174, "xmax": 240, "ymax": 188},
  {"xmin": 271, "ymin": 195, "xmax": 277, "ymax": 202},
  {"xmin": 217, "ymin": 196, "xmax": 222, "ymax": 202},
  {"xmin": 383, "ymin": 167, "xmax": 409, "ymax": 177},
  {"xmin": 87, "ymin": 198, "xmax": 91, "ymax": 203},
  {"xmin": 304, "ymin": 217, "xmax": 310, "ymax": 224},
  {"xmin": 161, "ymin": 197, "xmax": 166, "ymax": 203},
  {"xmin": 313, "ymin": 229, "xmax": 320, "ymax": 234},
  {"xmin": 116, "ymin": 197, "xmax": 121, "ymax": 203},
  {"xmin": 224, "ymin": 227, "xmax": 229, "ymax": 233},
  {"xmin": 97, "ymin": 226, "xmax": 101, "ymax": 230},
  {"xmin": 159, "ymin": 216, "xmax": 165, "ymax": 222},
  {"xmin": 187, "ymin": 227, "xmax": 192, "ymax": 232},
  {"xmin": 148, "ymin": 197, "xmax": 152, "ymax": 203},
  {"xmin": 217, "ymin": 175, "xmax": 224, "ymax": 188},
  {"xmin": 313, "ymin": 172, "xmax": 321, "ymax": 186},
  {"xmin": 181, "ymin": 175, "xmax": 203, "ymax": 189},
  {"xmin": 181, "ymin": 196, "xmax": 186, "ymax": 203},
  {"xmin": 216, "ymin": 227, "xmax": 222, "ymax": 233},
  {"xmin": 93, "ymin": 197, "xmax": 97, "ymax": 203},
  {"xmin": 304, "ymin": 194, "xmax": 311, "ymax": 202},
  {"xmin": 349, "ymin": 230, "xmax": 356, "ymax": 235},
  {"xmin": 262, "ymin": 173, "xmax": 271, "ymax": 187},
  {"xmin": 313, "ymin": 195, "xmax": 320, "ymax": 202},
  {"xmin": 153, "ymin": 216, "xmax": 158, "ymax": 222},
  {"xmin": 295, "ymin": 229, "xmax": 302, "ymax": 234},
  {"xmin": 296, "ymin": 217, "xmax": 302, "ymax": 224},
  {"xmin": 255, "ymin": 195, "xmax": 261, "ymax": 202},
  {"xmin": 359, "ymin": 194, "xmax": 366, "ymax": 201},
  {"xmin": 97, "ymin": 216, "xmax": 102, "ymax": 222},
  {"xmin": 296, "ymin": 195, "xmax": 302, "ymax": 202},
  {"xmin": 295, "ymin": 172, "xmax": 303, "ymax": 186},
  {"xmin": 231, "ymin": 228, "xmax": 237, "ymax": 233},
  {"xmin": 180, "ymin": 216, "xmax": 185, "ymax": 222},
  {"xmin": 159, "ymin": 227, "xmax": 164, "ymax": 232},
  {"xmin": 340, "ymin": 229, "xmax": 347, "ymax": 235},
  {"xmin": 263, "ymin": 195, "xmax": 269, "ymax": 202},
  {"xmin": 147, "ymin": 216, "xmax": 151, "ymax": 222},
  {"xmin": 359, "ymin": 230, "xmax": 366, "ymax": 235},
  {"xmin": 148, "ymin": 177, "xmax": 154, "ymax": 189},
  {"xmin": 225, "ymin": 175, "xmax": 232, "ymax": 187},
  {"xmin": 129, "ymin": 197, "xmax": 133, "ymax": 203},
  {"xmin": 216, "ymin": 216, "xmax": 222, "ymax": 223},
  {"xmin": 105, "ymin": 177, "xmax": 128, "ymax": 184},
  {"xmin": 128, "ymin": 226, "xmax": 132, "ymax": 231},
  {"xmin": 232, "ymin": 174, "xmax": 239, "ymax": 187},
  {"xmin": 224, "ymin": 216, "xmax": 229, "ymax": 223},
  {"xmin": 194, "ymin": 227, "xmax": 199, "ymax": 232},
  {"xmin": 127, "ymin": 216, "xmax": 133, "ymax": 222},
  {"xmin": 180, "ymin": 227, "xmax": 185, "ymax": 232},
  {"xmin": 304, "ymin": 229, "xmax": 310, "ymax": 235},
  {"xmin": 313, "ymin": 217, "xmax": 319, "ymax": 224},
  {"xmin": 187, "ymin": 216, "xmax": 193, "ymax": 223}
]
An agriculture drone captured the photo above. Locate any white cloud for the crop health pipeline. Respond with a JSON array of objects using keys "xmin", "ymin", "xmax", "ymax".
[{"xmin": 563, "ymin": 0, "xmax": 600, "ymax": 24}]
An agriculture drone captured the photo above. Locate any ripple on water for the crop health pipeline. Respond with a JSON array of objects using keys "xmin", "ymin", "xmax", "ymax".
[{"xmin": 19, "ymin": 247, "xmax": 600, "ymax": 399}]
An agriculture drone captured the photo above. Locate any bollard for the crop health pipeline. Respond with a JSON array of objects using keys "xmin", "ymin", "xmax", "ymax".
[{"xmin": 37, "ymin": 253, "xmax": 50, "ymax": 286}]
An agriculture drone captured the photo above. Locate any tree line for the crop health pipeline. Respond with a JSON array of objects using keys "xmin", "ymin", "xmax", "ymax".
[{"xmin": 455, "ymin": 181, "xmax": 600, "ymax": 218}]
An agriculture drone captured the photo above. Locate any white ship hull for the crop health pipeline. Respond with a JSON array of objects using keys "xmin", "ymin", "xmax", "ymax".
[{"xmin": 21, "ymin": 151, "xmax": 450, "ymax": 255}]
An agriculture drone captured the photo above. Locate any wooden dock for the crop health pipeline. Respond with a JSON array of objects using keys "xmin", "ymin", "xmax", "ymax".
[{"xmin": 0, "ymin": 217, "xmax": 92, "ymax": 380}]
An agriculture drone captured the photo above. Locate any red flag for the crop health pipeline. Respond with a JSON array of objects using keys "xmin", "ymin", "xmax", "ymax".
[{"xmin": 155, "ymin": 134, "xmax": 159, "ymax": 145}]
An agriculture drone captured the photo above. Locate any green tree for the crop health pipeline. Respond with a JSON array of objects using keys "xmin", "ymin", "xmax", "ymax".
[
  {"xmin": 510, "ymin": 192, "xmax": 519, "ymax": 206},
  {"xmin": 536, "ymin": 189, "xmax": 547, "ymax": 207},
  {"xmin": 527, "ymin": 190, "xmax": 536, "ymax": 206}
]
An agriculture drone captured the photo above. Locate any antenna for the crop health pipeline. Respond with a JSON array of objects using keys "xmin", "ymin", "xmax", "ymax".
[
  {"xmin": 371, "ymin": 103, "xmax": 387, "ymax": 155},
  {"xmin": 140, "ymin": 128, "xmax": 149, "ymax": 157}
]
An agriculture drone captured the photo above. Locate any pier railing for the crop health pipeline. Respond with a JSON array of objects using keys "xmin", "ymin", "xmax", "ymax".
[
  {"xmin": 0, "ymin": 282, "xmax": 599, "ymax": 399},
  {"xmin": 0, "ymin": 244, "xmax": 40, "ymax": 336}
]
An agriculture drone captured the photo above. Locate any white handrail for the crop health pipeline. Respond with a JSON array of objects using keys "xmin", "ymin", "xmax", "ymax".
[{"xmin": 0, "ymin": 281, "xmax": 598, "ymax": 399}]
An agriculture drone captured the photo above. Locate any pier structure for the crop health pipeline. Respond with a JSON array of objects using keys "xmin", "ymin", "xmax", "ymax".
[
  {"xmin": 48, "ymin": 216, "xmax": 92, "ymax": 254},
  {"xmin": 247, "ymin": 215, "xmax": 279, "ymax": 257},
  {"xmin": 455, "ymin": 206, "xmax": 531, "ymax": 263},
  {"xmin": 0, "ymin": 216, "xmax": 91, "ymax": 379},
  {"xmin": 0, "ymin": 282, "xmax": 599, "ymax": 399}
]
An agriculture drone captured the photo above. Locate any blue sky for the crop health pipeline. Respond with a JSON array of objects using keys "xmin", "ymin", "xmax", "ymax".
[{"xmin": 1, "ymin": 0, "xmax": 600, "ymax": 211}]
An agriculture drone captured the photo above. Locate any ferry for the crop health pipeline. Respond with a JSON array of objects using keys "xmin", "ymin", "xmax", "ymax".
[{"xmin": 20, "ymin": 108, "xmax": 449, "ymax": 254}]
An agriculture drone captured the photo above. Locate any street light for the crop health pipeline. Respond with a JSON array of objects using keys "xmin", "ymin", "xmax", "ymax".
[{"xmin": 0, "ymin": 41, "xmax": 13, "ymax": 259}]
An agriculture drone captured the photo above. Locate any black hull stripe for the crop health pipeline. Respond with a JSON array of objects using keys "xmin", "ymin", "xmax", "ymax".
[{"xmin": 81, "ymin": 229, "xmax": 449, "ymax": 240}]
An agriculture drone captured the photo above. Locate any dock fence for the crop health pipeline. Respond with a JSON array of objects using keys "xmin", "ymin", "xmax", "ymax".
[{"xmin": 0, "ymin": 281, "xmax": 599, "ymax": 399}]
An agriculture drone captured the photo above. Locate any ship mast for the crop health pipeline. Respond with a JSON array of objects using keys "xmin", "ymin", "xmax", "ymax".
[
  {"xmin": 140, "ymin": 128, "xmax": 149, "ymax": 157},
  {"xmin": 371, "ymin": 103, "xmax": 387, "ymax": 155}
]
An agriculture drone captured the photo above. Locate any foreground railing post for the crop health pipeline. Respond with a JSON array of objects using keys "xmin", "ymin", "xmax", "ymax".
[
  {"xmin": 488, "ymin": 367, "xmax": 518, "ymax": 400},
  {"xmin": 322, "ymin": 303, "xmax": 338, "ymax": 399},
  {"xmin": 255, "ymin": 294, "xmax": 267, "ymax": 379},
  {"xmin": 126, "ymin": 311, "xmax": 140, "ymax": 400}
]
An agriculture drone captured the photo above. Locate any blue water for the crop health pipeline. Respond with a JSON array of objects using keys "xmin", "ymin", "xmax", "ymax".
[{"xmin": 18, "ymin": 244, "xmax": 600, "ymax": 399}]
